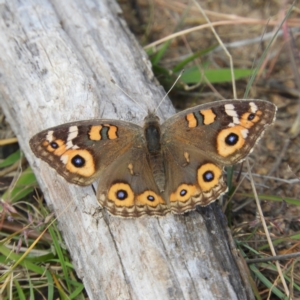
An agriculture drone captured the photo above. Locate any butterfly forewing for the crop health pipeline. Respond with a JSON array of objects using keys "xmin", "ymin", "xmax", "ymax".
[
  {"xmin": 29, "ymin": 119, "xmax": 143, "ymax": 186},
  {"xmin": 161, "ymin": 99, "xmax": 276, "ymax": 165}
]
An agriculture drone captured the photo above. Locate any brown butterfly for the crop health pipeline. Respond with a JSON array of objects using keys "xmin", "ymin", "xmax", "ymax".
[{"xmin": 30, "ymin": 99, "xmax": 276, "ymax": 217}]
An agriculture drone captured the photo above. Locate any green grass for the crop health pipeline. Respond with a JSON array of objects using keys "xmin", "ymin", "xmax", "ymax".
[{"xmin": 0, "ymin": 150, "xmax": 85, "ymax": 299}]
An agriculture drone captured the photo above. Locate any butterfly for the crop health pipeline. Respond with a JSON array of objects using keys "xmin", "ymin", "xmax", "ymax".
[{"xmin": 29, "ymin": 99, "xmax": 276, "ymax": 217}]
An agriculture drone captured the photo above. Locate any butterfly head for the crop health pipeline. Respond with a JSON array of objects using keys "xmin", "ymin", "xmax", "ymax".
[{"xmin": 144, "ymin": 110, "xmax": 160, "ymax": 126}]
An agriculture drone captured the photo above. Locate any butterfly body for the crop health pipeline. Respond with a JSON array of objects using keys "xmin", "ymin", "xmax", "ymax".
[{"xmin": 30, "ymin": 99, "xmax": 276, "ymax": 217}]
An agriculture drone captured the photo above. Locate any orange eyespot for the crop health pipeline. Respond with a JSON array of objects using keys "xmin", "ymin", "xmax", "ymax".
[
  {"xmin": 170, "ymin": 184, "xmax": 197, "ymax": 202},
  {"xmin": 197, "ymin": 163, "xmax": 222, "ymax": 192},
  {"xmin": 240, "ymin": 111, "xmax": 262, "ymax": 128},
  {"xmin": 63, "ymin": 149, "xmax": 96, "ymax": 177},
  {"xmin": 137, "ymin": 190, "xmax": 164, "ymax": 207},
  {"xmin": 108, "ymin": 183, "xmax": 134, "ymax": 207},
  {"xmin": 217, "ymin": 126, "xmax": 247, "ymax": 157},
  {"xmin": 46, "ymin": 139, "xmax": 66, "ymax": 155}
]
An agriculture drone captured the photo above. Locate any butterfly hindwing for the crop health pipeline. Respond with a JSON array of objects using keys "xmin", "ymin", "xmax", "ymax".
[{"xmin": 96, "ymin": 147, "xmax": 169, "ymax": 217}]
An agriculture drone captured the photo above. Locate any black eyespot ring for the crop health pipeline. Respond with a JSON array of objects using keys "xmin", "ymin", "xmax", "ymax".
[
  {"xmin": 147, "ymin": 195, "xmax": 155, "ymax": 201},
  {"xmin": 203, "ymin": 171, "xmax": 214, "ymax": 182},
  {"xmin": 248, "ymin": 113, "xmax": 255, "ymax": 121},
  {"xmin": 116, "ymin": 190, "xmax": 128, "ymax": 200},
  {"xmin": 225, "ymin": 133, "xmax": 239, "ymax": 146},
  {"xmin": 180, "ymin": 189, "xmax": 187, "ymax": 197},
  {"xmin": 71, "ymin": 155, "xmax": 85, "ymax": 168},
  {"xmin": 50, "ymin": 142, "xmax": 58, "ymax": 149}
]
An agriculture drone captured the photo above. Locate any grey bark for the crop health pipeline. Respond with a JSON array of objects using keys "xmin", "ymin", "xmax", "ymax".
[{"xmin": 0, "ymin": 0, "xmax": 254, "ymax": 299}]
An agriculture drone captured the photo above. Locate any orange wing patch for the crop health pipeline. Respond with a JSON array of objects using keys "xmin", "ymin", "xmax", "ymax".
[
  {"xmin": 200, "ymin": 109, "xmax": 216, "ymax": 125},
  {"xmin": 105, "ymin": 125, "xmax": 118, "ymax": 140},
  {"xmin": 186, "ymin": 113, "xmax": 197, "ymax": 128},
  {"xmin": 88, "ymin": 125, "xmax": 103, "ymax": 140}
]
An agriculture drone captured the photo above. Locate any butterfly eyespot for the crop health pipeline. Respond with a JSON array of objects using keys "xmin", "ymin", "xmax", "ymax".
[
  {"xmin": 108, "ymin": 183, "xmax": 134, "ymax": 206},
  {"xmin": 217, "ymin": 126, "xmax": 247, "ymax": 157},
  {"xmin": 71, "ymin": 155, "xmax": 85, "ymax": 168},
  {"xmin": 63, "ymin": 149, "xmax": 95, "ymax": 176},
  {"xmin": 137, "ymin": 190, "xmax": 164, "ymax": 206},
  {"xmin": 247, "ymin": 113, "xmax": 255, "ymax": 121},
  {"xmin": 225, "ymin": 132, "xmax": 239, "ymax": 146},
  {"xmin": 45, "ymin": 139, "xmax": 65, "ymax": 154},
  {"xmin": 116, "ymin": 190, "xmax": 128, "ymax": 200},
  {"xmin": 170, "ymin": 184, "xmax": 196, "ymax": 202},
  {"xmin": 50, "ymin": 141, "xmax": 59, "ymax": 149},
  {"xmin": 240, "ymin": 110, "xmax": 263, "ymax": 129},
  {"xmin": 197, "ymin": 163, "xmax": 222, "ymax": 192}
]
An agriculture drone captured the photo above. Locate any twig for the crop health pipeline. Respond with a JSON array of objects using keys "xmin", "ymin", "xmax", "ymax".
[{"xmin": 246, "ymin": 251, "xmax": 300, "ymax": 264}]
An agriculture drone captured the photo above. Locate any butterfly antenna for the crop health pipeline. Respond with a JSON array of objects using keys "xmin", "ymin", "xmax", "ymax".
[
  {"xmin": 111, "ymin": 79, "xmax": 147, "ymax": 113},
  {"xmin": 155, "ymin": 69, "xmax": 184, "ymax": 113}
]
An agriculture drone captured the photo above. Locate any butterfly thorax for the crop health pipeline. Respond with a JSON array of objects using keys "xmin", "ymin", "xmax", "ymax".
[{"xmin": 144, "ymin": 112, "xmax": 165, "ymax": 193}]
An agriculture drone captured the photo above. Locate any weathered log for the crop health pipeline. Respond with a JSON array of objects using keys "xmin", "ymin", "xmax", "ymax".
[{"xmin": 0, "ymin": 1, "xmax": 254, "ymax": 299}]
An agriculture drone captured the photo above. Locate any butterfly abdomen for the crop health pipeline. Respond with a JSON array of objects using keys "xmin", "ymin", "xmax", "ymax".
[{"xmin": 147, "ymin": 152, "xmax": 165, "ymax": 193}]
